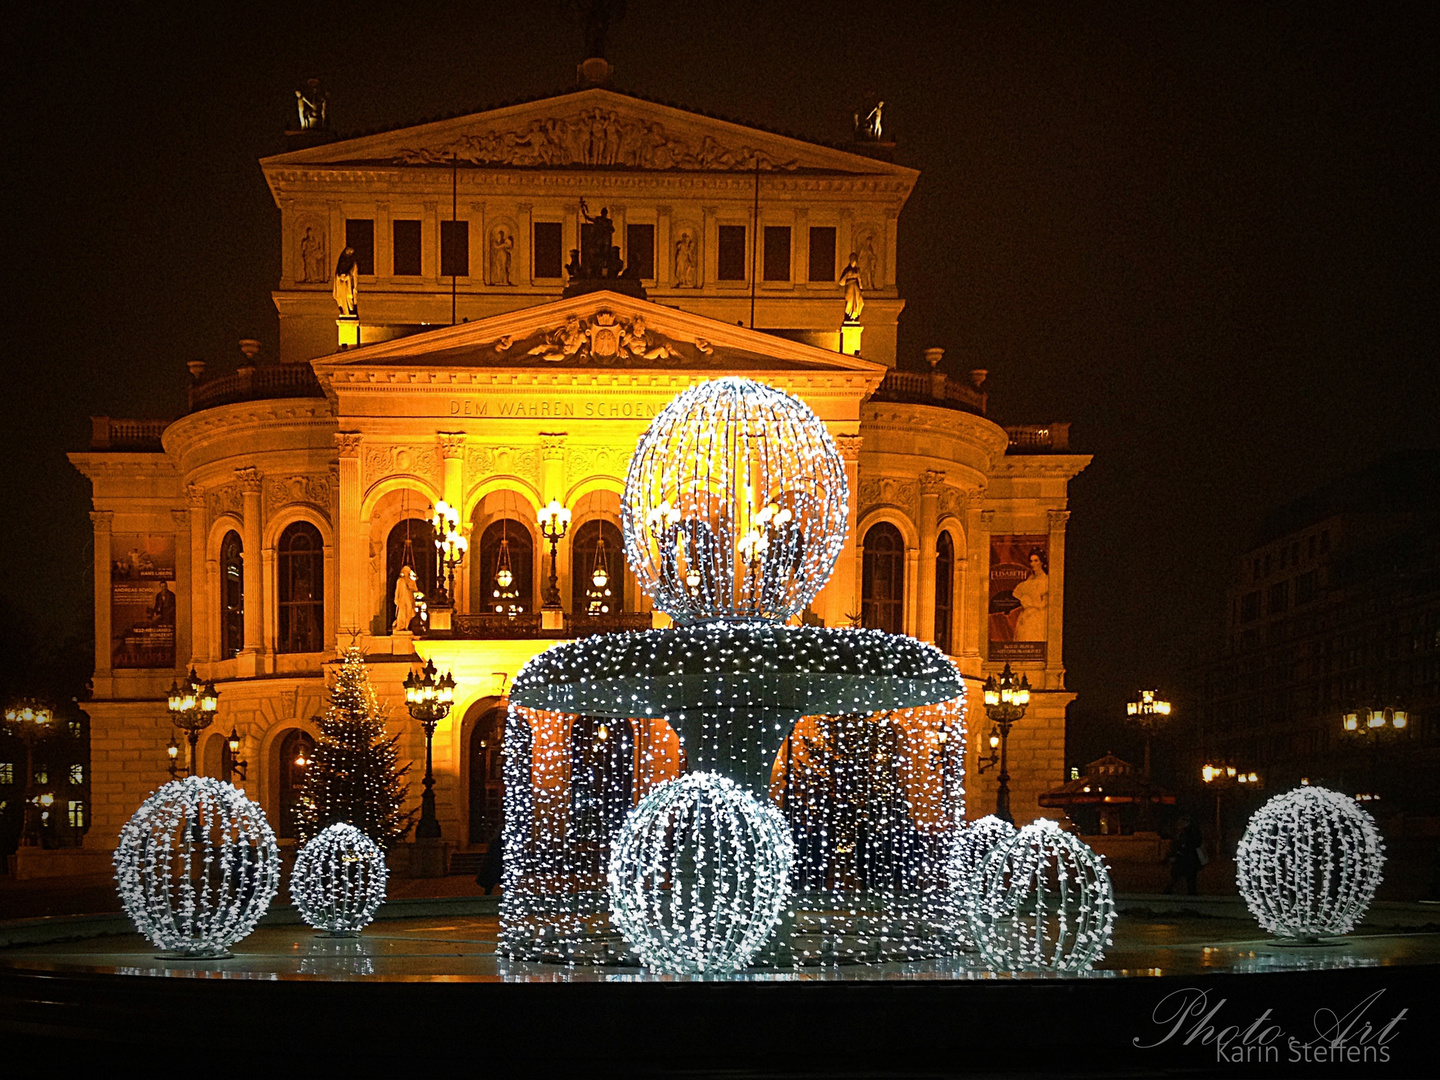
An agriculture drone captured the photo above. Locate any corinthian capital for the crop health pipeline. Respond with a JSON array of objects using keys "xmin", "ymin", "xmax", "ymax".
[
  {"xmin": 538, "ymin": 432, "xmax": 567, "ymax": 460},
  {"xmin": 835, "ymin": 434, "xmax": 863, "ymax": 463},
  {"xmin": 1047, "ymin": 509, "xmax": 1072, "ymax": 533},
  {"xmin": 920, "ymin": 469, "xmax": 947, "ymax": 495},
  {"xmin": 438, "ymin": 432, "xmax": 467, "ymax": 459},
  {"xmin": 235, "ymin": 466, "xmax": 263, "ymax": 493},
  {"xmin": 334, "ymin": 432, "xmax": 362, "ymax": 458}
]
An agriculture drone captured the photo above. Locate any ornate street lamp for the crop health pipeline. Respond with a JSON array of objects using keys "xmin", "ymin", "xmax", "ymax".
[
  {"xmin": 3, "ymin": 699, "xmax": 56, "ymax": 847},
  {"xmin": 538, "ymin": 499, "xmax": 572, "ymax": 627},
  {"xmin": 981, "ymin": 663, "xmax": 1030, "ymax": 823},
  {"xmin": 1126, "ymin": 689, "xmax": 1172, "ymax": 779},
  {"xmin": 1202, "ymin": 761, "xmax": 1261, "ymax": 854},
  {"xmin": 429, "ymin": 500, "xmax": 468, "ymax": 609},
  {"xmin": 225, "ymin": 726, "xmax": 248, "ymax": 782},
  {"xmin": 165, "ymin": 668, "xmax": 219, "ymax": 777},
  {"xmin": 1340, "ymin": 701, "xmax": 1408, "ymax": 799},
  {"xmin": 403, "ymin": 658, "xmax": 456, "ymax": 840}
]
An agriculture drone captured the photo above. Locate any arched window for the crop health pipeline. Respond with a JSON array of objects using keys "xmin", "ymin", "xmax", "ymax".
[
  {"xmin": 862, "ymin": 522, "xmax": 905, "ymax": 634},
  {"xmin": 385, "ymin": 518, "xmax": 437, "ymax": 633},
  {"xmin": 277, "ymin": 728, "xmax": 316, "ymax": 840},
  {"xmin": 935, "ymin": 531, "xmax": 955, "ymax": 654},
  {"xmin": 569, "ymin": 715, "xmax": 634, "ymax": 847},
  {"xmin": 478, "ymin": 520, "xmax": 534, "ymax": 615},
  {"xmin": 570, "ymin": 519, "xmax": 625, "ymax": 616},
  {"xmin": 220, "ymin": 530, "xmax": 244, "ymax": 659},
  {"xmin": 468, "ymin": 707, "xmax": 507, "ymax": 845},
  {"xmin": 277, "ymin": 522, "xmax": 324, "ymax": 653}
]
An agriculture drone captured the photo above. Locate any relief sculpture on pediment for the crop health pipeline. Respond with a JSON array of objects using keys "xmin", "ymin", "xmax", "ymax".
[
  {"xmin": 523, "ymin": 310, "xmax": 683, "ymax": 365},
  {"xmin": 394, "ymin": 109, "xmax": 800, "ymax": 172}
]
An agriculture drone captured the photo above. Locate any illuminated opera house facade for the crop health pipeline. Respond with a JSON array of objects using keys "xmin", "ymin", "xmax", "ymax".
[{"xmin": 65, "ymin": 82, "xmax": 1089, "ymax": 872}]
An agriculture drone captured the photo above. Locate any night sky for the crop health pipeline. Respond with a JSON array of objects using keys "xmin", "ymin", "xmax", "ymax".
[{"xmin": 3, "ymin": 2, "xmax": 1435, "ymax": 768}]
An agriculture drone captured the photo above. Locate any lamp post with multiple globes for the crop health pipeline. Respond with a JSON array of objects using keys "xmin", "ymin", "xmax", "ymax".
[
  {"xmin": 165, "ymin": 668, "xmax": 219, "ymax": 778},
  {"xmin": 1126, "ymin": 689, "xmax": 1172, "ymax": 780},
  {"xmin": 538, "ymin": 499, "xmax": 572, "ymax": 631},
  {"xmin": 404, "ymin": 658, "xmax": 456, "ymax": 840},
  {"xmin": 1201, "ymin": 762, "xmax": 1261, "ymax": 854},
  {"xmin": 981, "ymin": 663, "xmax": 1031, "ymax": 823},
  {"xmin": 3, "ymin": 700, "xmax": 55, "ymax": 847},
  {"xmin": 1341, "ymin": 702, "xmax": 1408, "ymax": 800},
  {"xmin": 429, "ymin": 501, "xmax": 468, "ymax": 632}
]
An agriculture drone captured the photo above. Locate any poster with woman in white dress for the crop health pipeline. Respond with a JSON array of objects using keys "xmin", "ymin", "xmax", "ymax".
[{"xmin": 988, "ymin": 535, "xmax": 1049, "ymax": 662}]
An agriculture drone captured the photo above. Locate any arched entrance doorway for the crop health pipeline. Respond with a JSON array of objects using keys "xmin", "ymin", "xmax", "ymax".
[{"xmin": 468, "ymin": 705, "xmax": 508, "ymax": 846}]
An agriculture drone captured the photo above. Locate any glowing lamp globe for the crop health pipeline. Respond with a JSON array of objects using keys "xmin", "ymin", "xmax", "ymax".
[
  {"xmin": 607, "ymin": 772, "xmax": 794, "ymax": 974},
  {"xmin": 963, "ymin": 819, "xmax": 1115, "ymax": 972},
  {"xmin": 290, "ymin": 822, "xmax": 388, "ymax": 936},
  {"xmin": 1235, "ymin": 786, "xmax": 1385, "ymax": 941},
  {"xmin": 113, "ymin": 776, "xmax": 280, "ymax": 958},
  {"xmin": 621, "ymin": 377, "xmax": 848, "ymax": 623}
]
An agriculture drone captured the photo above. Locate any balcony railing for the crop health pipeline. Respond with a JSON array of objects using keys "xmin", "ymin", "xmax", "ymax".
[
  {"xmin": 1004, "ymin": 423, "xmax": 1072, "ymax": 453},
  {"xmin": 867, "ymin": 370, "xmax": 988, "ymax": 415},
  {"xmin": 90, "ymin": 416, "xmax": 167, "ymax": 451},
  {"xmin": 448, "ymin": 611, "xmax": 654, "ymax": 640},
  {"xmin": 188, "ymin": 364, "xmax": 325, "ymax": 413}
]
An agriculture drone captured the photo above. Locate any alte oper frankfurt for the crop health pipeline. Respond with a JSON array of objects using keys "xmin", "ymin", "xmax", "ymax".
[{"xmin": 63, "ymin": 78, "xmax": 1089, "ymax": 875}]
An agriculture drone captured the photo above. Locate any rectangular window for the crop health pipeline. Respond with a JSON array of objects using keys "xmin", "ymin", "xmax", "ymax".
[
  {"xmin": 0, "ymin": 763, "xmax": 12, "ymax": 784},
  {"xmin": 69, "ymin": 763, "xmax": 84, "ymax": 784},
  {"xmin": 808, "ymin": 226, "xmax": 837, "ymax": 281},
  {"xmin": 626, "ymin": 223, "xmax": 655, "ymax": 280},
  {"xmin": 717, "ymin": 225, "xmax": 747, "ymax": 281},
  {"xmin": 1241, "ymin": 592, "xmax": 1261, "ymax": 623},
  {"xmin": 441, "ymin": 220, "xmax": 469, "ymax": 277},
  {"xmin": 1296, "ymin": 570, "xmax": 1318, "ymax": 606},
  {"xmin": 763, "ymin": 225, "xmax": 791, "ymax": 281},
  {"xmin": 1268, "ymin": 580, "xmax": 1289, "ymax": 615},
  {"xmin": 533, "ymin": 221, "xmax": 563, "ymax": 278},
  {"xmin": 392, "ymin": 219, "xmax": 421, "ymax": 276},
  {"xmin": 345, "ymin": 219, "xmax": 375, "ymax": 275},
  {"xmin": 68, "ymin": 801, "xmax": 84, "ymax": 829}
]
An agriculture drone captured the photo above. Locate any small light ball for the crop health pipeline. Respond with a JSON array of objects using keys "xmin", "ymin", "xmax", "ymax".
[
  {"xmin": 608, "ymin": 772, "xmax": 794, "ymax": 974},
  {"xmin": 290, "ymin": 822, "xmax": 388, "ymax": 935},
  {"xmin": 113, "ymin": 776, "xmax": 279, "ymax": 957},
  {"xmin": 1236, "ymin": 786, "xmax": 1385, "ymax": 940},
  {"xmin": 963, "ymin": 818, "xmax": 1115, "ymax": 971},
  {"xmin": 946, "ymin": 814, "xmax": 1017, "ymax": 942},
  {"xmin": 621, "ymin": 377, "xmax": 848, "ymax": 623}
]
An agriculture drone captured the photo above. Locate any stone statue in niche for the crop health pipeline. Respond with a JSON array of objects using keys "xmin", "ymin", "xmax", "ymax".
[
  {"xmin": 296, "ymin": 79, "xmax": 327, "ymax": 130},
  {"xmin": 333, "ymin": 247, "xmax": 359, "ymax": 317},
  {"xmin": 673, "ymin": 229, "xmax": 697, "ymax": 287},
  {"xmin": 839, "ymin": 252, "xmax": 864, "ymax": 324},
  {"xmin": 392, "ymin": 565, "xmax": 418, "ymax": 633},
  {"xmin": 298, "ymin": 225, "xmax": 326, "ymax": 283},
  {"xmin": 857, "ymin": 233, "xmax": 879, "ymax": 291},
  {"xmin": 490, "ymin": 227, "xmax": 515, "ymax": 285}
]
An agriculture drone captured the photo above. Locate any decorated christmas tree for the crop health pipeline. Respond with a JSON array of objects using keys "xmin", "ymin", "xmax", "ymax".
[{"xmin": 295, "ymin": 646, "xmax": 415, "ymax": 849}]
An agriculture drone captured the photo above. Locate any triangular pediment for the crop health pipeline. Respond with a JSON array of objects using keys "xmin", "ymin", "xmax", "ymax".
[
  {"xmin": 263, "ymin": 88, "xmax": 915, "ymax": 179},
  {"xmin": 312, "ymin": 291, "xmax": 886, "ymax": 379}
]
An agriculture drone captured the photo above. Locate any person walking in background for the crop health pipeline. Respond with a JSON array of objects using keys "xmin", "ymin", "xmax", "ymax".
[{"xmin": 1164, "ymin": 815, "xmax": 1205, "ymax": 895}]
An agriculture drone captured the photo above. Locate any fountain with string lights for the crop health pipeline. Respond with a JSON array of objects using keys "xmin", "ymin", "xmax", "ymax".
[{"xmin": 500, "ymin": 376, "xmax": 968, "ymax": 972}]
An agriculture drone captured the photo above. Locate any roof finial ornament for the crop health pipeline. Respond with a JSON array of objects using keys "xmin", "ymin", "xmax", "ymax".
[{"xmin": 572, "ymin": 0, "xmax": 625, "ymax": 86}]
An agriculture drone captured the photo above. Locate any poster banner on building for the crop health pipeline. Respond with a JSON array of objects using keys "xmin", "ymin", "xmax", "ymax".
[
  {"xmin": 111, "ymin": 533, "xmax": 176, "ymax": 668},
  {"xmin": 988, "ymin": 534, "xmax": 1049, "ymax": 663}
]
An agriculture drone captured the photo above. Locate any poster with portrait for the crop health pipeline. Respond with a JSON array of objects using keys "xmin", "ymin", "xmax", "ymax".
[
  {"xmin": 111, "ymin": 533, "xmax": 176, "ymax": 668},
  {"xmin": 988, "ymin": 534, "xmax": 1049, "ymax": 663}
]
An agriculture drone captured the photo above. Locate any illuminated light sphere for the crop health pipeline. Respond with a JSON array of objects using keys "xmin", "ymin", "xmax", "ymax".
[
  {"xmin": 946, "ymin": 814, "xmax": 1017, "ymax": 941},
  {"xmin": 113, "ymin": 776, "xmax": 280, "ymax": 958},
  {"xmin": 1235, "ymin": 786, "xmax": 1385, "ymax": 941},
  {"xmin": 963, "ymin": 819, "xmax": 1115, "ymax": 972},
  {"xmin": 607, "ymin": 772, "xmax": 794, "ymax": 974},
  {"xmin": 621, "ymin": 377, "xmax": 848, "ymax": 623},
  {"xmin": 290, "ymin": 822, "xmax": 388, "ymax": 936}
]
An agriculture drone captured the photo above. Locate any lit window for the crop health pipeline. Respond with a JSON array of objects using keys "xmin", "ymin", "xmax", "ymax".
[
  {"xmin": 70, "ymin": 764, "xmax": 84, "ymax": 784},
  {"xmin": 0, "ymin": 763, "xmax": 12, "ymax": 784},
  {"xmin": 34, "ymin": 768, "xmax": 47, "ymax": 785},
  {"xmin": 68, "ymin": 801, "xmax": 85, "ymax": 829}
]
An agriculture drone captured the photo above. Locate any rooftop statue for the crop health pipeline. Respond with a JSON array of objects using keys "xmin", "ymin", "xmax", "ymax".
[
  {"xmin": 296, "ymin": 79, "xmax": 327, "ymax": 131},
  {"xmin": 839, "ymin": 251, "xmax": 864, "ymax": 323}
]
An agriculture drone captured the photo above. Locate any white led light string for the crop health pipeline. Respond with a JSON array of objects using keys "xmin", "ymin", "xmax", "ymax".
[{"xmin": 291, "ymin": 822, "xmax": 388, "ymax": 935}]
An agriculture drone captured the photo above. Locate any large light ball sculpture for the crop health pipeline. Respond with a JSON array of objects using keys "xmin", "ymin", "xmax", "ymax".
[
  {"xmin": 1235, "ymin": 785, "xmax": 1385, "ymax": 941},
  {"xmin": 290, "ymin": 822, "xmax": 388, "ymax": 936},
  {"xmin": 608, "ymin": 772, "xmax": 794, "ymax": 975},
  {"xmin": 622, "ymin": 376, "xmax": 848, "ymax": 624},
  {"xmin": 946, "ymin": 814, "xmax": 1017, "ymax": 942},
  {"xmin": 963, "ymin": 818, "xmax": 1115, "ymax": 972},
  {"xmin": 113, "ymin": 776, "xmax": 280, "ymax": 958}
]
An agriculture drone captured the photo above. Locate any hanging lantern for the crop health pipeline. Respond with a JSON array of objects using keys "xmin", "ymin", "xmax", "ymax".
[
  {"xmin": 493, "ymin": 534, "xmax": 521, "ymax": 616},
  {"xmin": 586, "ymin": 536, "xmax": 613, "ymax": 616}
]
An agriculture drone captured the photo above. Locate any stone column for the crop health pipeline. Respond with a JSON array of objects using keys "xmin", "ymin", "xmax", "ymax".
[
  {"xmin": 91, "ymin": 510, "xmax": 113, "ymax": 695},
  {"xmin": 335, "ymin": 433, "xmax": 364, "ymax": 643},
  {"xmin": 916, "ymin": 470, "xmax": 944, "ymax": 644},
  {"xmin": 439, "ymin": 433, "xmax": 467, "ymax": 611},
  {"xmin": 976, "ymin": 509, "xmax": 995, "ymax": 664},
  {"xmin": 833, "ymin": 434, "xmax": 862, "ymax": 627},
  {"xmin": 1046, "ymin": 509, "xmax": 1070, "ymax": 690},
  {"xmin": 171, "ymin": 508, "xmax": 192, "ymax": 671},
  {"xmin": 236, "ymin": 467, "xmax": 265, "ymax": 675},
  {"xmin": 186, "ymin": 485, "xmax": 209, "ymax": 664}
]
